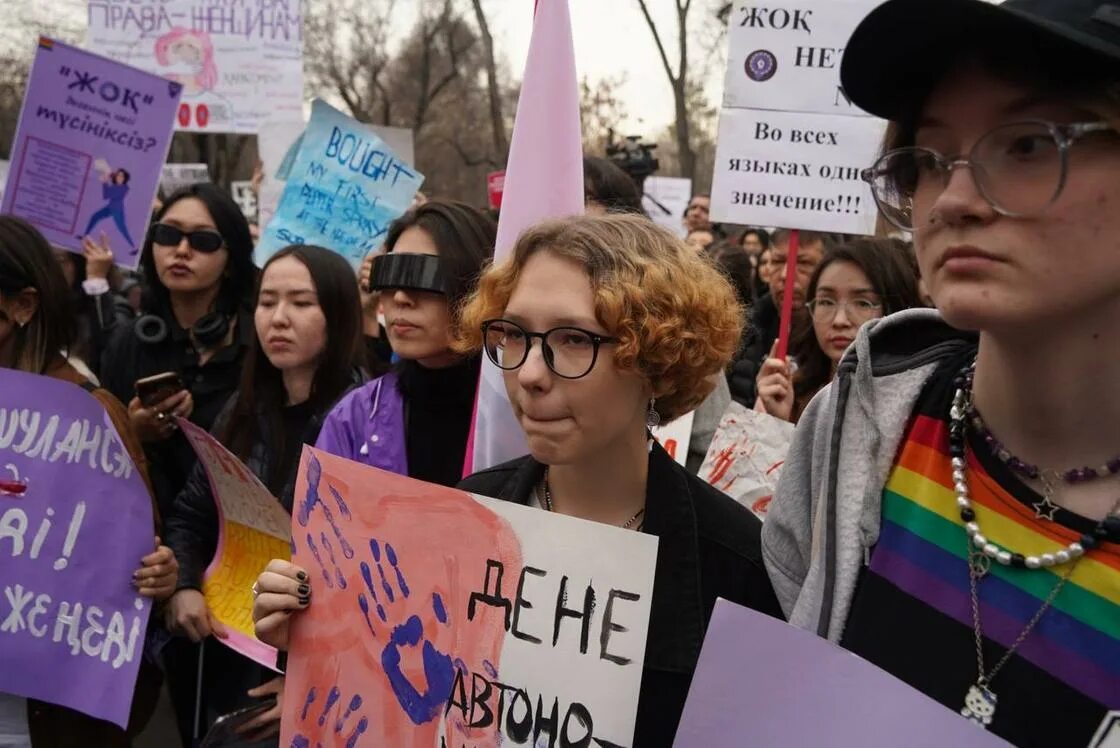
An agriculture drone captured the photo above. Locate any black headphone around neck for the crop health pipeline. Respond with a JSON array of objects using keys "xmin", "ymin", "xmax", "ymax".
[{"xmin": 134, "ymin": 310, "xmax": 231, "ymax": 349}]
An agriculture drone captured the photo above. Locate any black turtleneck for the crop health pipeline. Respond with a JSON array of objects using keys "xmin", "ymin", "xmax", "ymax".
[{"xmin": 397, "ymin": 356, "xmax": 480, "ymax": 488}]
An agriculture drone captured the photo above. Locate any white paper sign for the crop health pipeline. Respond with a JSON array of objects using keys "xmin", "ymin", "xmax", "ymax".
[
  {"xmin": 230, "ymin": 180, "xmax": 257, "ymax": 219},
  {"xmin": 700, "ymin": 401, "xmax": 795, "ymax": 519},
  {"xmin": 712, "ymin": 0, "xmax": 888, "ymax": 234},
  {"xmin": 642, "ymin": 176, "xmax": 692, "ymax": 238},
  {"xmin": 723, "ymin": 0, "xmax": 881, "ymax": 115},
  {"xmin": 257, "ymin": 115, "xmax": 306, "ymax": 228},
  {"xmin": 160, "ymin": 163, "xmax": 210, "ymax": 195},
  {"xmin": 651, "ymin": 410, "xmax": 696, "ymax": 466},
  {"xmin": 711, "ymin": 108, "xmax": 885, "ymax": 234},
  {"xmin": 87, "ymin": 0, "xmax": 304, "ymax": 134}
]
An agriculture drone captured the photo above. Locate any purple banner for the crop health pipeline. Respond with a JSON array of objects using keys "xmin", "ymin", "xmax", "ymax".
[
  {"xmin": 0, "ymin": 37, "xmax": 181, "ymax": 269},
  {"xmin": 673, "ymin": 599, "xmax": 1011, "ymax": 747},
  {"xmin": 0, "ymin": 370, "xmax": 154, "ymax": 728}
]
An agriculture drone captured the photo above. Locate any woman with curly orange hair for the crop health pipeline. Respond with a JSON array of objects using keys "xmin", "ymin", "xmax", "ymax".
[{"xmin": 456, "ymin": 213, "xmax": 783, "ymax": 743}]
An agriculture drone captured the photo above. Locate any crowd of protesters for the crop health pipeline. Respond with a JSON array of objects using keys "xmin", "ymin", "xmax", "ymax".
[{"xmin": 1, "ymin": 0, "xmax": 1118, "ymax": 746}]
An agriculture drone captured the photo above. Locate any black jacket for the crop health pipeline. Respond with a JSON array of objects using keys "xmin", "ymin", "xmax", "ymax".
[
  {"xmin": 100, "ymin": 309, "xmax": 253, "ymax": 518},
  {"xmin": 458, "ymin": 443, "xmax": 783, "ymax": 747}
]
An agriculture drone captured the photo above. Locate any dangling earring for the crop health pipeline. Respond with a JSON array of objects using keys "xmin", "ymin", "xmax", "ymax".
[{"xmin": 646, "ymin": 398, "xmax": 660, "ymax": 452}]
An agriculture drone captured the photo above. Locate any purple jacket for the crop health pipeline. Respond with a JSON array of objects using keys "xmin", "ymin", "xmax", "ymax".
[{"xmin": 314, "ymin": 371, "xmax": 409, "ymax": 476}]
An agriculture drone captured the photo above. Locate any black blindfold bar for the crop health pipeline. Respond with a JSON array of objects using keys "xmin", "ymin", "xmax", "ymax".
[{"xmin": 369, "ymin": 253, "xmax": 448, "ymax": 295}]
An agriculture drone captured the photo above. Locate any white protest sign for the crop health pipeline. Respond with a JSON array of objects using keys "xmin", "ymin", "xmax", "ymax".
[
  {"xmin": 160, "ymin": 163, "xmax": 209, "ymax": 195},
  {"xmin": 723, "ymin": 1, "xmax": 880, "ymax": 115},
  {"xmin": 642, "ymin": 176, "xmax": 692, "ymax": 238},
  {"xmin": 230, "ymin": 179, "xmax": 257, "ymax": 219},
  {"xmin": 257, "ymin": 115, "xmax": 306, "ymax": 228},
  {"xmin": 712, "ymin": 0, "xmax": 886, "ymax": 234},
  {"xmin": 711, "ymin": 108, "xmax": 885, "ymax": 234},
  {"xmin": 283, "ymin": 447, "xmax": 658, "ymax": 747},
  {"xmin": 700, "ymin": 401, "xmax": 794, "ymax": 520},
  {"xmin": 86, "ymin": 0, "xmax": 304, "ymax": 134},
  {"xmin": 651, "ymin": 409, "xmax": 696, "ymax": 466}
]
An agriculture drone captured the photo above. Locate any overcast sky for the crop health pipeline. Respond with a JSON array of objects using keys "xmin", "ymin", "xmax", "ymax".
[{"xmin": 407, "ymin": 0, "xmax": 729, "ymax": 137}]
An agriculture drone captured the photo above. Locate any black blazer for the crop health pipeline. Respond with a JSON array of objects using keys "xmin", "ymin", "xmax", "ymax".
[{"xmin": 459, "ymin": 443, "xmax": 783, "ymax": 747}]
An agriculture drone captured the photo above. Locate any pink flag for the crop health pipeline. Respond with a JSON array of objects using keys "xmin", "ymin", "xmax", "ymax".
[{"xmin": 465, "ymin": 0, "xmax": 584, "ymax": 474}]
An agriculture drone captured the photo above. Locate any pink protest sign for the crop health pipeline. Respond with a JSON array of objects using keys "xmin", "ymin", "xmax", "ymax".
[
  {"xmin": 282, "ymin": 446, "xmax": 658, "ymax": 747},
  {"xmin": 178, "ymin": 419, "xmax": 290, "ymax": 670}
]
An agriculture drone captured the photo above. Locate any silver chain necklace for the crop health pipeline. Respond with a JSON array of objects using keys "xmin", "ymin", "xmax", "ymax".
[
  {"xmin": 539, "ymin": 468, "xmax": 645, "ymax": 530},
  {"xmin": 949, "ymin": 376, "xmax": 1120, "ymax": 728}
]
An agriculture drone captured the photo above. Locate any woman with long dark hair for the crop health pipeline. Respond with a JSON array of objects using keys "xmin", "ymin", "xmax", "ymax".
[
  {"xmin": 764, "ymin": 1, "xmax": 1120, "ymax": 743},
  {"xmin": 162, "ymin": 244, "xmax": 364, "ymax": 742},
  {"xmin": 0, "ymin": 216, "xmax": 177, "ymax": 747},
  {"xmin": 756, "ymin": 238, "xmax": 925, "ymax": 422},
  {"xmin": 313, "ymin": 199, "xmax": 497, "ymax": 487},
  {"xmin": 100, "ymin": 183, "xmax": 258, "ymax": 518}
]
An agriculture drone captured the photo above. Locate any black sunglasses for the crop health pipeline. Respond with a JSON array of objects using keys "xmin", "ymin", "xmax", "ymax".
[{"xmin": 149, "ymin": 223, "xmax": 225, "ymax": 253}]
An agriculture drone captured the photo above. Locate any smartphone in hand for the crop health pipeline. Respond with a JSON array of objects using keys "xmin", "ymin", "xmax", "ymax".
[{"xmin": 134, "ymin": 372, "xmax": 185, "ymax": 409}]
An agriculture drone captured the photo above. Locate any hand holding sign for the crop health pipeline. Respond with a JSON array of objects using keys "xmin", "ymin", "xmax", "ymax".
[
  {"xmin": 133, "ymin": 535, "xmax": 178, "ymax": 599},
  {"xmin": 0, "ymin": 370, "xmax": 154, "ymax": 728},
  {"xmin": 756, "ymin": 340, "xmax": 796, "ymax": 422}
]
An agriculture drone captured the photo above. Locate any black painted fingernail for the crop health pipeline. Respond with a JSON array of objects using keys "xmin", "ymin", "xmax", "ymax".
[
  {"xmin": 296, "ymin": 571, "xmax": 308, "ymax": 582},
  {"xmin": 297, "ymin": 584, "xmax": 309, "ymax": 595},
  {"xmin": 298, "ymin": 595, "xmax": 310, "ymax": 606}
]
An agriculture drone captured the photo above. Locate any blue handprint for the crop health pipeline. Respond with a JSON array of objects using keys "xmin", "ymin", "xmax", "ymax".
[
  {"xmin": 298, "ymin": 454, "xmax": 355, "ymax": 559},
  {"xmin": 354, "ymin": 537, "xmax": 455, "ymax": 726},
  {"xmin": 291, "ymin": 685, "xmax": 369, "ymax": 748}
]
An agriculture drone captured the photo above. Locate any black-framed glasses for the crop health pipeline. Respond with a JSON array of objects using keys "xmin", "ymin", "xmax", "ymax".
[
  {"xmin": 481, "ymin": 319, "xmax": 619, "ymax": 380},
  {"xmin": 150, "ymin": 223, "xmax": 225, "ymax": 253},
  {"xmin": 807, "ymin": 297, "xmax": 883, "ymax": 323},
  {"xmin": 860, "ymin": 120, "xmax": 1118, "ymax": 231}
]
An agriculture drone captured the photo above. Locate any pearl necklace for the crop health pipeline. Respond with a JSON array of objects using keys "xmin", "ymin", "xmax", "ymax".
[{"xmin": 949, "ymin": 382, "xmax": 1120, "ymax": 571}]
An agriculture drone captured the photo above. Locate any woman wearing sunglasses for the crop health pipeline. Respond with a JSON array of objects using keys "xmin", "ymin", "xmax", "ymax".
[
  {"xmin": 101, "ymin": 183, "xmax": 257, "ymax": 517},
  {"xmin": 763, "ymin": 1, "xmax": 1120, "ymax": 744},
  {"xmin": 313, "ymin": 200, "xmax": 496, "ymax": 487},
  {"xmin": 99, "ymin": 183, "xmax": 256, "ymax": 746},
  {"xmin": 756, "ymin": 238, "xmax": 924, "ymax": 423}
]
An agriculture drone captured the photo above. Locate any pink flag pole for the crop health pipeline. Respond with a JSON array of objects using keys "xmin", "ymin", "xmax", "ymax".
[{"xmin": 463, "ymin": 0, "xmax": 585, "ymax": 476}]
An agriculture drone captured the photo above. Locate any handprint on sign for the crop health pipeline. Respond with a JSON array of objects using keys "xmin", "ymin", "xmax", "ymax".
[
  {"xmin": 357, "ymin": 539, "xmax": 456, "ymax": 725},
  {"xmin": 290, "ymin": 685, "xmax": 369, "ymax": 748},
  {"xmin": 290, "ymin": 449, "xmax": 525, "ymax": 747}
]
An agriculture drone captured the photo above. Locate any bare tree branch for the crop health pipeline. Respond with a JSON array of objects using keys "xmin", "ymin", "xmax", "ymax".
[
  {"xmin": 471, "ymin": 0, "xmax": 509, "ymax": 158},
  {"xmin": 635, "ymin": 0, "xmax": 680, "ymax": 84}
]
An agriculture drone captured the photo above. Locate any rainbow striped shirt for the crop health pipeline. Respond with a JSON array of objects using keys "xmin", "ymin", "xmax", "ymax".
[{"xmin": 840, "ymin": 361, "xmax": 1120, "ymax": 747}]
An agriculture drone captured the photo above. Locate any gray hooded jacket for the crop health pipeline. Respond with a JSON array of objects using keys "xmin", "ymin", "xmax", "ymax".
[{"xmin": 762, "ymin": 308, "xmax": 977, "ymax": 641}]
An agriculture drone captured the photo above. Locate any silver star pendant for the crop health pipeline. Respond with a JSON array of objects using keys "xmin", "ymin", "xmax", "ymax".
[{"xmin": 1033, "ymin": 495, "xmax": 1060, "ymax": 521}]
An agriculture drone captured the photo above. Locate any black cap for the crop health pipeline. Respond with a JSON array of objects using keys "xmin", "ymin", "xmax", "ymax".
[{"xmin": 841, "ymin": 0, "xmax": 1120, "ymax": 121}]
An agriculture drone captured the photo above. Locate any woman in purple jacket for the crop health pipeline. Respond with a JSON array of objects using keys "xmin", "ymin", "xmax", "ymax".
[{"xmin": 314, "ymin": 200, "xmax": 496, "ymax": 487}]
